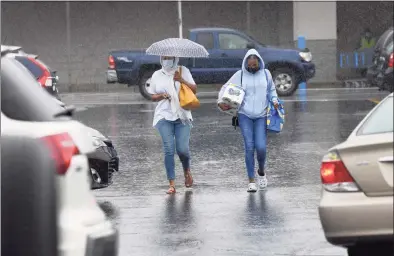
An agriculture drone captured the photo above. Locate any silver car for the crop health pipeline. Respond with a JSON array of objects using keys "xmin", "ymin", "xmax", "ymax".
[{"xmin": 318, "ymin": 93, "xmax": 393, "ymax": 256}]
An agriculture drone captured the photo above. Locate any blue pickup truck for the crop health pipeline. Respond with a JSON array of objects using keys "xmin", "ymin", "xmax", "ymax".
[{"xmin": 107, "ymin": 28, "xmax": 316, "ymax": 99}]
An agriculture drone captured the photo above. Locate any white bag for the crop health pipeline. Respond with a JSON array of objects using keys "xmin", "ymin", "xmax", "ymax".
[{"xmin": 219, "ymin": 83, "xmax": 245, "ymax": 116}]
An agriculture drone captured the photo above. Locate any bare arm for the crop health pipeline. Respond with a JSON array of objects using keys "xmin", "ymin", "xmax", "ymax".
[
  {"xmin": 180, "ymin": 79, "xmax": 197, "ymax": 94},
  {"xmin": 176, "ymin": 67, "xmax": 197, "ymax": 94},
  {"xmin": 151, "ymin": 93, "xmax": 165, "ymax": 102}
]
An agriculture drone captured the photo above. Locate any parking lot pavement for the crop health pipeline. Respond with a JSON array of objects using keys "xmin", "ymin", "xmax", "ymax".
[
  {"xmin": 62, "ymin": 88, "xmax": 388, "ymax": 108},
  {"xmin": 72, "ymin": 88, "xmax": 389, "ymax": 256}
]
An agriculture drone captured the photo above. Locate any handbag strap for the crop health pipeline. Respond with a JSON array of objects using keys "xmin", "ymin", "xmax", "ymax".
[
  {"xmin": 240, "ymin": 70, "xmax": 244, "ymax": 90},
  {"xmin": 264, "ymin": 69, "xmax": 279, "ymax": 103},
  {"xmin": 174, "ymin": 66, "xmax": 182, "ymax": 90}
]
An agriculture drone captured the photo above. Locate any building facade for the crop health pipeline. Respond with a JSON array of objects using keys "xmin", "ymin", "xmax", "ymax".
[{"xmin": 2, "ymin": 1, "xmax": 393, "ymax": 87}]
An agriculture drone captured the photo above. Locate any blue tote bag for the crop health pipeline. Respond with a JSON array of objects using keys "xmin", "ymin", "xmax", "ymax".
[{"xmin": 267, "ymin": 98, "xmax": 285, "ymax": 133}]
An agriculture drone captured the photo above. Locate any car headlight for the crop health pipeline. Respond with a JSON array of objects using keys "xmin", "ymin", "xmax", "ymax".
[
  {"xmin": 92, "ymin": 136, "xmax": 106, "ymax": 148},
  {"xmin": 299, "ymin": 51, "xmax": 312, "ymax": 62}
]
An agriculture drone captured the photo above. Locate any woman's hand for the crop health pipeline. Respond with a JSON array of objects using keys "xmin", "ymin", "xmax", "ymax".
[
  {"xmin": 151, "ymin": 93, "xmax": 170, "ymax": 102},
  {"xmin": 173, "ymin": 71, "xmax": 183, "ymax": 83},
  {"xmin": 162, "ymin": 93, "xmax": 171, "ymax": 100},
  {"xmin": 218, "ymin": 103, "xmax": 231, "ymax": 111},
  {"xmin": 174, "ymin": 69, "xmax": 197, "ymax": 93}
]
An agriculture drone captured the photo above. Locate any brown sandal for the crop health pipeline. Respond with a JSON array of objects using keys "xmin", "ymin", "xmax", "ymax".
[
  {"xmin": 184, "ymin": 171, "xmax": 193, "ymax": 188},
  {"xmin": 166, "ymin": 186, "xmax": 176, "ymax": 194}
]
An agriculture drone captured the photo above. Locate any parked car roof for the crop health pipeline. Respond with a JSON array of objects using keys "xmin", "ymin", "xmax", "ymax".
[
  {"xmin": 189, "ymin": 27, "xmax": 240, "ymax": 33},
  {"xmin": 1, "ymin": 45, "xmax": 24, "ymax": 56}
]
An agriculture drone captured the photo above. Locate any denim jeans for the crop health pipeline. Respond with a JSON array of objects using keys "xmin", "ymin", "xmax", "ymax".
[
  {"xmin": 238, "ymin": 113, "xmax": 267, "ymax": 179},
  {"xmin": 155, "ymin": 119, "xmax": 191, "ymax": 180}
]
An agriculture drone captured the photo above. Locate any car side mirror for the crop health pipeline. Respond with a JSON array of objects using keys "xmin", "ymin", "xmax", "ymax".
[{"xmin": 246, "ymin": 42, "xmax": 255, "ymax": 49}]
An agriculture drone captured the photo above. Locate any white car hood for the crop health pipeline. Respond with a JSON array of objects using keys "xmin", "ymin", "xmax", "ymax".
[{"xmin": 84, "ymin": 125, "xmax": 107, "ymax": 140}]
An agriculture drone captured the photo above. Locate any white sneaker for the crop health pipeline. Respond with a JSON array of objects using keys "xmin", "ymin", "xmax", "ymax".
[
  {"xmin": 258, "ymin": 175, "xmax": 268, "ymax": 189},
  {"xmin": 247, "ymin": 183, "xmax": 258, "ymax": 192}
]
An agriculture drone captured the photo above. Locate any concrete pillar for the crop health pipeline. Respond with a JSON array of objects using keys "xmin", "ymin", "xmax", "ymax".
[
  {"xmin": 293, "ymin": 1, "xmax": 337, "ymax": 83},
  {"xmin": 293, "ymin": 2, "xmax": 339, "ymax": 145},
  {"xmin": 246, "ymin": 1, "xmax": 251, "ymax": 34}
]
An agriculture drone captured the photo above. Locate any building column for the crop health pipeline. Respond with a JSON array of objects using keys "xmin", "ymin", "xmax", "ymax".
[{"xmin": 293, "ymin": 1, "xmax": 337, "ymax": 83}]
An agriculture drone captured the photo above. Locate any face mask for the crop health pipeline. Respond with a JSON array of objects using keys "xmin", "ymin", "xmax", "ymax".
[
  {"xmin": 162, "ymin": 59, "xmax": 174, "ymax": 69},
  {"xmin": 247, "ymin": 66, "xmax": 259, "ymax": 74}
]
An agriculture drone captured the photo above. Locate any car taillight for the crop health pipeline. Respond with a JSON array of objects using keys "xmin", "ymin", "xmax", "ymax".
[
  {"xmin": 41, "ymin": 133, "xmax": 80, "ymax": 175},
  {"xmin": 38, "ymin": 71, "xmax": 52, "ymax": 87},
  {"xmin": 388, "ymin": 53, "xmax": 393, "ymax": 68},
  {"xmin": 320, "ymin": 150, "xmax": 360, "ymax": 192},
  {"xmin": 28, "ymin": 57, "xmax": 52, "ymax": 87},
  {"xmin": 108, "ymin": 55, "xmax": 115, "ymax": 69}
]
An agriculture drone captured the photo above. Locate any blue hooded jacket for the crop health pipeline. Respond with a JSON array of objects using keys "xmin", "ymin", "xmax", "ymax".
[{"xmin": 218, "ymin": 49, "xmax": 278, "ymax": 119}]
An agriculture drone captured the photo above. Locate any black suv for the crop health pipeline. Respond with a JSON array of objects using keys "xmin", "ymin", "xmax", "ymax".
[{"xmin": 367, "ymin": 27, "xmax": 394, "ymax": 92}]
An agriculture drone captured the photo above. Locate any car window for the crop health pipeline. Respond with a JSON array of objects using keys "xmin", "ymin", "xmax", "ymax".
[
  {"xmin": 357, "ymin": 96, "xmax": 393, "ymax": 136},
  {"xmin": 35, "ymin": 58, "xmax": 52, "ymax": 72},
  {"xmin": 14, "ymin": 56, "xmax": 43, "ymax": 80},
  {"xmin": 375, "ymin": 28, "xmax": 393, "ymax": 50},
  {"xmin": 219, "ymin": 33, "xmax": 249, "ymax": 50},
  {"xmin": 195, "ymin": 33, "xmax": 214, "ymax": 49},
  {"xmin": 1, "ymin": 57, "xmax": 64, "ymax": 122},
  {"xmin": 384, "ymin": 41, "xmax": 393, "ymax": 54}
]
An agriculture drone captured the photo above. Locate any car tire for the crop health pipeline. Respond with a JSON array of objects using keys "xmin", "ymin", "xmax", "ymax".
[
  {"xmin": 89, "ymin": 166, "xmax": 102, "ymax": 190},
  {"xmin": 271, "ymin": 67, "xmax": 297, "ymax": 97},
  {"xmin": 348, "ymin": 242, "xmax": 393, "ymax": 256},
  {"xmin": 138, "ymin": 71, "xmax": 154, "ymax": 100}
]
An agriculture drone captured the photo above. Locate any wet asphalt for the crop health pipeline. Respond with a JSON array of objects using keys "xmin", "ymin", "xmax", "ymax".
[{"xmin": 69, "ymin": 88, "xmax": 389, "ymax": 256}]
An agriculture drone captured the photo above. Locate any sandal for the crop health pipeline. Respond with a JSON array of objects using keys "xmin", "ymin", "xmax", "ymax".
[
  {"xmin": 166, "ymin": 186, "xmax": 176, "ymax": 194},
  {"xmin": 184, "ymin": 170, "xmax": 193, "ymax": 188}
]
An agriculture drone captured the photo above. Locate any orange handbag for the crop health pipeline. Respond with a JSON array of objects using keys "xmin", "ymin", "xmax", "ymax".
[{"xmin": 178, "ymin": 67, "xmax": 200, "ymax": 110}]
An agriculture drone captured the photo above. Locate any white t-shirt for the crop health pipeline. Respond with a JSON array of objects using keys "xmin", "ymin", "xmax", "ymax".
[{"xmin": 147, "ymin": 66, "xmax": 196, "ymax": 127}]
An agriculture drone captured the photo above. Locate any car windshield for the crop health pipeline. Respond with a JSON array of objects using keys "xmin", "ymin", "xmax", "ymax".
[
  {"xmin": 357, "ymin": 96, "xmax": 394, "ymax": 136},
  {"xmin": 247, "ymin": 34, "xmax": 266, "ymax": 46}
]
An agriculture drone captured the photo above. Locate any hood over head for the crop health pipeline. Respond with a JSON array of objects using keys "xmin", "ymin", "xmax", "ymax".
[{"xmin": 242, "ymin": 48, "xmax": 265, "ymax": 74}]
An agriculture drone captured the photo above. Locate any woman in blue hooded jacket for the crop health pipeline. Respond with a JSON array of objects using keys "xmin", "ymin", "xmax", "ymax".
[{"xmin": 218, "ymin": 49, "xmax": 278, "ymax": 192}]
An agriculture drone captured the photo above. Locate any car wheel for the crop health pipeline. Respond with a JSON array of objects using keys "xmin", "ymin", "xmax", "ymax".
[
  {"xmin": 272, "ymin": 67, "xmax": 297, "ymax": 97},
  {"xmin": 138, "ymin": 71, "xmax": 154, "ymax": 100},
  {"xmin": 348, "ymin": 242, "xmax": 393, "ymax": 256},
  {"xmin": 90, "ymin": 167, "xmax": 102, "ymax": 189}
]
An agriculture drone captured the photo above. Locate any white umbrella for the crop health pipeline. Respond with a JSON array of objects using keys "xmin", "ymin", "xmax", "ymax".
[{"xmin": 146, "ymin": 38, "xmax": 209, "ymax": 58}]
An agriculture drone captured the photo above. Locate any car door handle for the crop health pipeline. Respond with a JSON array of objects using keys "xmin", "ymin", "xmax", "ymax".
[
  {"xmin": 221, "ymin": 53, "xmax": 228, "ymax": 57},
  {"xmin": 379, "ymin": 156, "xmax": 393, "ymax": 163}
]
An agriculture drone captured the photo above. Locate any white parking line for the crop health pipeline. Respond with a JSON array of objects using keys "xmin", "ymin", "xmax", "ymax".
[{"xmin": 60, "ymin": 87, "xmax": 380, "ymax": 98}]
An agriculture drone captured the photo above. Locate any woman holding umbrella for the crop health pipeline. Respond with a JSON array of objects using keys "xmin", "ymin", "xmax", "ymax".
[{"xmin": 146, "ymin": 38, "xmax": 208, "ymax": 194}]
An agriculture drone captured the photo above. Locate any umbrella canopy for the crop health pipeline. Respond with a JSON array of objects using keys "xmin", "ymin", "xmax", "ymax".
[{"xmin": 146, "ymin": 38, "xmax": 209, "ymax": 58}]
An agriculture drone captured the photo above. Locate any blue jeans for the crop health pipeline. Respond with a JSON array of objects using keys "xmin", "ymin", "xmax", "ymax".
[
  {"xmin": 238, "ymin": 113, "xmax": 267, "ymax": 179},
  {"xmin": 155, "ymin": 119, "xmax": 191, "ymax": 180}
]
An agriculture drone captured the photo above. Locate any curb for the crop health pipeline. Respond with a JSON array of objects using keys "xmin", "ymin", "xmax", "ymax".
[{"xmin": 342, "ymin": 79, "xmax": 371, "ymax": 88}]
